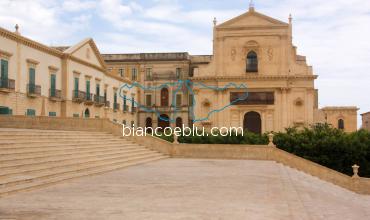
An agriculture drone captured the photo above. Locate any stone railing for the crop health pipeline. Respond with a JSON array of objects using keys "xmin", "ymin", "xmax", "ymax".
[
  {"xmin": 0, "ymin": 115, "xmax": 369, "ymax": 195},
  {"xmin": 135, "ymin": 133, "xmax": 370, "ymax": 195}
]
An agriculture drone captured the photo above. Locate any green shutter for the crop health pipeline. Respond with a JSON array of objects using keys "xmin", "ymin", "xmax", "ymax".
[
  {"xmin": 50, "ymin": 74, "xmax": 56, "ymax": 97},
  {"xmin": 123, "ymin": 95, "xmax": 126, "ymax": 106},
  {"xmin": 29, "ymin": 68, "xmax": 35, "ymax": 84},
  {"xmin": 74, "ymin": 77, "xmax": 79, "ymax": 90},
  {"xmin": 26, "ymin": 109, "xmax": 36, "ymax": 116},
  {"xmin": 96, "ymin": 84, "xmax": 100, "ymax": 96},
  {"xmin": 1, "ymin": 59, "xmax": 8, "ymax": 80},
  {"xmin": 49, "ymin": 112, "xmax": 57, "ymax": 117},
  {"xmin": 0, "ymin": 106, "xmax": 10, "ymax": 115},
  {"xmin": 86, "ymin": 80, "xmax": 90, "ymax": 93}
]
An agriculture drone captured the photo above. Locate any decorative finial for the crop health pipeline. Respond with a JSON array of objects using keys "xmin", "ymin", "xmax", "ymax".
[
  {"xmin": 249, "ymin": 0, "xmax": 255, "ymax": 11},
  {"xmin": 15, "ymin": 24, "xmax": 20, "ymax": 34},
  {"xmin": 213, "ymin": 17, "xmax": 217, "ymax": 26},
  {"xmin": 289, "ymin": 14, "xmax": 292, "ymax": 24}
]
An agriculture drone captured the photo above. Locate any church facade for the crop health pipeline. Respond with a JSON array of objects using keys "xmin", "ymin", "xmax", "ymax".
[{"xmin": 0, "ymin": 6, "xmax": 358, "ymax": 133}]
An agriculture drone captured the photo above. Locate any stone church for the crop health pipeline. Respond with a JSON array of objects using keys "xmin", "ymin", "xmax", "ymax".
[{"xmin": 104, "ymin": 5, "xmax": 358, "ymax": 133}]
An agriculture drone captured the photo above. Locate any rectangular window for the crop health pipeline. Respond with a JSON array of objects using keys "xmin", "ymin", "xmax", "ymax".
[
  {"xmin": 29, "ymin": 68, "xmax": 35, "ymax": 85},
  {"xmin": 114, "ymin": 91, "xmax": 118, "ymax": 110},
  {"xmin": 104, "ymin": 89, "xmax": 107, "ymax": 102},
  {"xmin": 86, "ymin": 80, "xmax": 90, "ymax": 100},
  {"xmin": 74, "ymin": 77, "xmax": 79, "ymax": 90},
  {"xmin": 73, "ymin": 113, "xmax": 79, "ymax": 118},
  {"xmin": 176, "ymin": 68, "xmax": 182, "ymax": 79},
  {"xmin": 26, "ymin": 109, "xmax": 36, "ymax": 116},
  {"xmin": 145, "ymin": 68, "xmax": 152, "ymax": 80},
  {"xmin": 1, "ymin": 59, "xmax": 9, "ymax": 80},
  {"xmin": 96, "ymin": 84, "xmax": 100, "ymax": 96},
  {"xmin": 48, "ymin": 112, "xmax": 57, "ymax": 117},
  {"xmin": 131, "ymin": 68, "xmax": 137, "ymax": 81},
  {"xmin": 189, "ymin": 94, "xmax": 194, "ymax": 107},
  {"xmin": 119, "ymin": 68, "xmax": 124, "ymax": 77},
  {"xmin": 50, "ymin": 74, "xmax": 56, "ymax": 97},
  {"xmin": 145, "ymin": 94, "xmax": 152, "ymax": 106},
  {"xmin": 176, "ymin": 94, "xmax": 182, "ymax": 107}
]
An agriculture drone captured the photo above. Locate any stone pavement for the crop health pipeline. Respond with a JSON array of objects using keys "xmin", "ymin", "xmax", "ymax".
[{"xmin": 0, "ymin": 159, "xmax": 369, "ymax": 220}]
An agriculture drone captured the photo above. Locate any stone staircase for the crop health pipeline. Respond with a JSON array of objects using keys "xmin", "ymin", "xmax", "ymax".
[{"xmin": 0, "ymin": 128, "xmax": 168, "ymax": 197}]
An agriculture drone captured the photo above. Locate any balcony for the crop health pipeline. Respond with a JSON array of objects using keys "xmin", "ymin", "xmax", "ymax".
[
  {"xmin": 104, "ymin": 100, "xmax": 110, "ymax": 108},
  {"xmin": 84, "ymin": 93, "xmax": 94, "ymax": 105},
  {"xmin": 72, "ymin": 90, "xmax": 85, "ymax": 103},
  {"xmin": 49, "ymin": 89, "xmax": 62, "ymax": 101},
  {"xmin": 0, "ymin": 78, "xmax": 15, "ymax": 93},
  {"xmin": 131, "ymin": 107, "xmax": 137, "ymax": 114},
  {"xmin": 27, "ymin": 84, "xmax": 41, "ymax": 97},
  {"xmin": 94, "ymin": 95, "xmax": 105, "ymax": 107},
  {"xmin": 123, "ymin": 105, "xmax": 129, "ymax": 112},
  {"xmin": 113, "ymin": 103, "xmax": 120, "ymax": 112}
]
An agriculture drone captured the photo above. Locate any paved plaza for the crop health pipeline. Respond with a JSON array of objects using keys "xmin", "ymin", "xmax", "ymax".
[{"xmin": 0, "ymin": 159, "xmax": 369, "ymax": 220}]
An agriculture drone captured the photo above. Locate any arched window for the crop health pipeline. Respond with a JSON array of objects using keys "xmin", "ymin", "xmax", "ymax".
[
  {"xmin": 338, "ymin": 119, "xmax": 345, "ymax": 130},
  {"xmin": 161, "ymin": 88, "xmax": 169, "ymax": 106},
  {"xmin": 246, "ymin": 51, "xmax": 258, "ymax": 72}
]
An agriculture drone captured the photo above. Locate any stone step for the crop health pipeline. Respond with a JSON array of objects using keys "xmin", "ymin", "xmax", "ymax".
[
  {"xmin": 0, "ymin": 155, "xmax": 168, "ymax": 197},
  {"xmin": 0, "ymin": 141, "xmax": 135, "ymax": 152},
  {"xmin": 0, "ymin": 137, "xmax": 122, "ymax": 144},
  {"xmin": 0, "ymin": 129, "xmax": 110, "ymax": 135},
  {"xmin": 0, "ymin": 152, "xmax": 164, "ymax": 188},
  {"xmin": 0, "ymin": 149, "xmax": 155, "ymax": 178},
  {"xmin": 0, "ymin": 133, "xmax": 116, "ymax": 139},
  {"xmin": 0, "ymin": 144, "xmax": 143, "ymax": 160},
  {"xmin": 0, "ymin": 146, "xmax": 148, "ymax": 168}
]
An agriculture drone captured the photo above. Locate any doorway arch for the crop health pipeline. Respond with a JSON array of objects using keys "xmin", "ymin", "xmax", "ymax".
[
  {"xmin": 243, "ymin": 111, "xmax": 261, "ymax": 134},
  {"xmin": 158, "ymin": 114, "xmax": 170, "ymax": 130},
  {"xmin": 146, "ymin": 117, "xmax": 153, "ymax": 128},
  {"xmin": 84, "ymin": 108, "xmax": 90, "ymax": 118},
  {"xmin": 176, "ymin": 117, "xmax": 183, "ymax": 128}
]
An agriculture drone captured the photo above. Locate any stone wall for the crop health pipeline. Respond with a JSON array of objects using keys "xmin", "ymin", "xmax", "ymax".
[{"xmin": 0, "ymin": 115, "xmax": 368, "ymax": 194}]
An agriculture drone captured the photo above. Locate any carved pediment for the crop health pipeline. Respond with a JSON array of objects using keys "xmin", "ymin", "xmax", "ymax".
[{"xmin": 217, "ymin": 10, "xmax": 288, "ymax": 28}]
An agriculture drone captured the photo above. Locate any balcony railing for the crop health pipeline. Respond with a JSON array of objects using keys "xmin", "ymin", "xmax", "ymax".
[
  {"xmin": 72, "ymin": 90, "xmax": 85, "ymax": 103},
  {"xmin": 84, "ymin": 93, "xmax": 94, "ymax": 105},
  {"xmin": 113, "ymin": 103, "xmax": 120, "ymax": 111},
  {"xmin": 131, "ymin": 107, "xmax": 137, "ymax": 114},
  {"xmin": 123, "ymin": 105, "xmax": 129, "ymax": 112},
  {"xmin": 94, "ymin": 95, "xmax": 105, "ymax": 107},
  {"xmin": 104, "ymin": 100, "xmax": 110, "ymax": 108},
  {"xmin": 49, "ymin": 89, "xmax": 62, "ymax": 101},
  {"xmin": 0, "ymin": 78, "xmax": 15, "ymax": 92},
  {"xmin": 27, "ymin": 84, "xmax": 41, "ymax": 97}
]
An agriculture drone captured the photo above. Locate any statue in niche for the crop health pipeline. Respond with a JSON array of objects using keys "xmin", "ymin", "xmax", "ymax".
[{"xmin": 267, "ymin": 47, "xmax": 273, "ymax": 61}]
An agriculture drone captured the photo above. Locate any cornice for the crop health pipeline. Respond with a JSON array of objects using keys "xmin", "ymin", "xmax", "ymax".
[
  {"xmin": 191, "ymin": 75, "xmax": 318, "ymax": 82},
  {"xmin": 0, "ymin": 27, "xmax": 62, "ymax": 58}
]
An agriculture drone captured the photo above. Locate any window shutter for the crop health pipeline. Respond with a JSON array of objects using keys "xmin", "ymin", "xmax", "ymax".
[
  {"xmin": 1, "ymin": 59, "xmax": 8, "ymax": 80},
  {"xmin": 29, "ymin": 68, "xmax": 35, "ymax": 84}
]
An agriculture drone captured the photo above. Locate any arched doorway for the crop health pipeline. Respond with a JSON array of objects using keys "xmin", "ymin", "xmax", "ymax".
[
  {"xmin": 161, "ymin": 88, "xmax": 169, "ymax": 106},
  {"xmin": 84, "ymin": 108, "xmax": 90, "ymax": 118},
  {"xmin": 176, "ymin": 117, "xmax": 183, "ymax": 128},
  {"xmin": 146, "ymin": 117, "xmax": 153, "ymax": 128},
  {"xmin": 243, "ymin": 111, "xmax": 261, "ymax": 134},
  {"xmin": 158, "ymin": 114, "xmax": 170, "ymax": 130}
]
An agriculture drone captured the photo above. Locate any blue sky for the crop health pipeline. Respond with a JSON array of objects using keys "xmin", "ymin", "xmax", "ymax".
[{"xmin": 1, "ymin": 0, "xmax": 370, "ymax": 126}]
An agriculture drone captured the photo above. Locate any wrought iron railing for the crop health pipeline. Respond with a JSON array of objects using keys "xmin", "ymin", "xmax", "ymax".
[
  {"xmin": 0, "ymin": 78, "xmax": 15, "ymax": 90},
  {"xmin": 27, "ymin": 84, "xmax": 41, "ymax": 96}
]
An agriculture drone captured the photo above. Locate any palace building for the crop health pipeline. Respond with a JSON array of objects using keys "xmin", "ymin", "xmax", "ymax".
[{"xmin": 0, "ymin": 5, "xmax": 358, "ymax": 133}]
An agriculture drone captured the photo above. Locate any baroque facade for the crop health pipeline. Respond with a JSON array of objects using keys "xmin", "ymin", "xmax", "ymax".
[{"xmin": 0, "ymin": 5, "xmax": 359, "ymax": 133}]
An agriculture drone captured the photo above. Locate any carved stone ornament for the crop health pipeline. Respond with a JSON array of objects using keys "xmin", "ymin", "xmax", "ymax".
[
  {"xmin": 267, "ymin": 47, "xmax": 273, "ymax": 61},
  {"xmin": 231, "ymin": 47, "xmax": 237, "ymax": 61}
]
